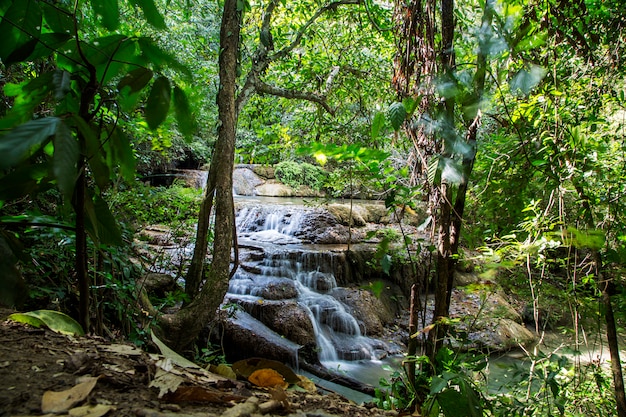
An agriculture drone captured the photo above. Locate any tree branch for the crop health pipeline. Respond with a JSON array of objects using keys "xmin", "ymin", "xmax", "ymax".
[
  {"xmin": 271, "ymin": 0, "xmax": 361, "ymax": 61},
  {"xmin": 236, "ymin": 0, "xmax": 361, "ymax": 114},
  {"xmin": 255, "ymin": 80, "xmax": 335, "ymax": 115}
]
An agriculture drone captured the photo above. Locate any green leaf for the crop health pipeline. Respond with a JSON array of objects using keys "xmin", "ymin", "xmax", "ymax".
[
  {"xmin": 5, "ymin": 38, "xmax": 38, "ymax": 65},
  {"xmin": 427, "ymin": 155, "xmax": 441, "ymax": 185},
  {"xmin": 510, "ymin": 65, "xmax": 547, "ymax": 96},
  {"xmin": 387, "ymin": 102, "xmax": 406, "ymax": 131},
  {"xmin": 130, "ymin": 0, "xmax": 166, "ymax": 30},
  {"xmin": 137, "ymin": 37, "xmax": 191, "ymax": 77},
  {"xmin": 430, "ymin": 376, "xmax": 447, "ymax": 394},
  {"xmin": 107, "ymin": 129, "xmax": 136, "ymax": 181},
  {"xmin": 0, "ymin": 0, "xmax": 42, "ymax": 65},
  {"xmin": 53, "ymin": 121, "xmax": 78, "ymax": 200},
  {"xmin": 118, "ymin": 67, "xmax": 154, "ymax": 94},
  {"xmin": 371, "ymin": 111, "xmax": 385, "ymax": 140},
  {"xmin": 41, "ymin": 2, "xmax": 74, "ymax": 34},
  {"xmin": 0, "ymin": 117, "xmax": 60, "ymax": 170},
  {"xmin": 145, "ymin": 76, "xmax": 171, "ymax": 130},
  {"xmin": 90, "ymin": 0, "xmax": 120, "ymax": 31},
  {"xmin": 52, "ymin": 70, "xmax": 71, "ymax": 100},
  {"xmin": 437, "ymin": 388, "xmax": 469, "ymax": 417},
  {"xmin": 9, "ymin": 310, "xmax": 84, "ymax": 336},
  {"xmin": 72, "ymin": 115, "xmax": 111, "ymax": 189},
  {"xmin": 25, "ymin": 33, "xmax": 72, "ymax": 62},
  {"xmin": 84, "ymin": 194, "xmax": 122, "ymax": 246},
  {"xmin": 173, "ymin": 85, "xmax": 197, "ymax": 138},
  {"xmin": 381, "ymin": 254, "xmax": 392, "ymax": 275}
]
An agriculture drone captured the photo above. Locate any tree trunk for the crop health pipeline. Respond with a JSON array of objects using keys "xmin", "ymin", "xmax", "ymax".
[{"xmin": 155, "ymin": 0, "xmax": 241, "ymax": 350}]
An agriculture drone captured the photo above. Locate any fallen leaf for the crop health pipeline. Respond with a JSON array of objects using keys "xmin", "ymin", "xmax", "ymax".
[
  {"xmin": 211, "ymin": 363, "xmax": 237, "ymax": 380},
  {"xmin": 296, "ymin": 375, "xmax": 317, "ymax": 393},
  {"xmin": 151, "ymin": 330, "xmax": 199, "ymax": 369},
  {"xmin": 163, "ymin": 385, "xmax": 247, "ymax": 403},
  {"xmin": 149, "ymin": 367, "xmax": 185, "ymax": 398},
  {"xmin": 41, "ymin": 376, "xmax": 99, "ymax": 413},
  {"xmin": 98, "ymin": 344, "xmax": 143, "ymax": 356},
  {"xmin": 232, "ymin": 358, "xmax": 299, "ymax": 384},
  {"xmin": 68, "ymin": 404, "xmax": 115, "ymax": 417},
  {"xmin": 9, "ymin": 310, "xmax": 84, "ymax": 336},
  {"xmin": 248, "ymin": 369, "xmax": 288, "ymax": 389}
]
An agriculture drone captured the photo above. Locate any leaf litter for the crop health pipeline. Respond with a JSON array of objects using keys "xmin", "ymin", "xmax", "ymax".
[{"xmin": 0, "ymin": 308, "xmax": 392, "ymax": 417}]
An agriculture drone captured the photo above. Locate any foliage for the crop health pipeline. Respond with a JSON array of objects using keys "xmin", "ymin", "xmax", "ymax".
[
  {"xmin": 0, "ymin": 0, "xmax": 198, "ymax": 330},
  {"xmin": 274, "ymin": 160, "xmax": 327, "ymax": 191},
  {"xmin": 111, "ymin": 182, "xmax": 202, "ymax": 227},
  {"xmin": 375, "ymin": 347, "xmax": 488, "ymax": 416},
  {"xmin": 8, "ymin": 309, "xmax": 84, "ymax": 336}
]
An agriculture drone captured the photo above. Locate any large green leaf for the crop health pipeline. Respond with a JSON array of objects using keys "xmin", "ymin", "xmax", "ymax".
[
  {"xmin": 52, "ymin": 121, "xmax": 79, "ymax": 200},
  {"xmin": 0, "ymin": 117, "xmax": 60, "ymax": 170},
  {"xmin": 71, "ymin": 115, "xmax": 111, "ymax": 190},
  {"xmin": 130, "ymin": 0, "xmax": 166, "ymax": 30},
  {"xmin": 25, "ymin": 33, "xmax": 72, "ymax": 62},
  {"xmin": 9, "ymin": 310, "xmax": 84, "ymax": 336},
  {"xmin": 137, "ymin": 37, "xmax": 191, "ymax": 77},
  {"xmin": 387, "ymin": 101, "xmax": 406, "ymax": 131},
  {"xmin": 107, "ymin": 129, "xmax": 136, "ymax": 181},
  {"xmin": 52, "ymin": 70, "xmax": 71, "ymax": 100},
  {"xmin": 0, "ymin": 0, "xmax": 42, "ymax": 65},
  {"xmin": 510, "ymin": 64, "xmax": 547, "ymax": 96},
  {"xmin": 41, "ymin": 2, "xmax": 74, "ymax": 34},
  {"xmin": 173, "ymin": 85, "xmax": 197, "ymax": 138},
  {"xmin": 0, "ymin": 73, "xmax": 54, "ymax": 129},
  {"xmin": 90, "ymin": 0, "xmax": 120, "ymax": 31},
  {"xmin": 145, "ymin": 76, "xmax": 171, "ymax": 130},
  {"xmin": 118, "ymin": 67, "xmax": 154, "ymax": 94},
  {"xmin": 84, "ymin": 194, "xmax": 122, "ymax": 246}
]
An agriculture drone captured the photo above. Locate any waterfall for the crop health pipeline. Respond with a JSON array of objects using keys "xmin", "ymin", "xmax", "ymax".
[{"xmin": 228, "ymin": 201, "xmax": 381, "ymax": 364}]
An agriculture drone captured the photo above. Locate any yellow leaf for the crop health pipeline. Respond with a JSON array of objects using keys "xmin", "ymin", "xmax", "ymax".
[
  {"xmin": 41, "ymin": 376, "xmax": 99, "ymax": 413},
  {"xmin": 248, "ymin": 368, "xmax": 288, "ymax": 389}
]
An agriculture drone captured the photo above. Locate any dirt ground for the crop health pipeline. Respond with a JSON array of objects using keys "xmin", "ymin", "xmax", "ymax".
[{"xmin": 0, "ymin": 309, "xmax": 399, "ymax": 417}]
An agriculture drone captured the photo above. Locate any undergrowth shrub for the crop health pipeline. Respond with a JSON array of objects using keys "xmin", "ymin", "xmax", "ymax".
[{"xmin": 275, "ymin": 161, "xmax": 327, "ymax": 191}]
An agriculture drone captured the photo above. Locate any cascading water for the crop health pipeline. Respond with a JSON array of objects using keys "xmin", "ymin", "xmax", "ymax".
[{"xmin": 229, "ymin": 201, "xmax": 384, "ymax": 366}]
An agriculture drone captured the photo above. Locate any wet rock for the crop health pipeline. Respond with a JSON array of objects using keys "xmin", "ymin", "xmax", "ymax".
[
  {"xmin": 332, "ymin": 287, "xmax": 395, "ymax": 336},
  {"xmin": 138, "ymin": 273, "xmax": 180, "ymax": 298},
  {"xmin": 219, "ymin": 311, "xmax": 303, "ymax": 365},
  {"xmin": 233, "ymin": 166, "xmax": 265, "ymax": 195},
  {"xmin": 226, "ymin": 297, "xmax": 316, "ymax": 347}
]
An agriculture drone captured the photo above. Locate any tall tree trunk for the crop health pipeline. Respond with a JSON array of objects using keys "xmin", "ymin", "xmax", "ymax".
[
  {"xmin": 574, "ymin": 183, "xmax": 626, "ymax": 416},
  {"xmin": 156, "ymin": 0, "xmax": 241, "ymax": 350}
]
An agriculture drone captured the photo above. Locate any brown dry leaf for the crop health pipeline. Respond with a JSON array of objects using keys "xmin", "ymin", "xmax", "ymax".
[
  {"xmin": 248, "ymin": 368, "xmax": 288, "ymax": 389},
  {"xmin": 41, "ymin": 376, "xmax": 100, "ymax": 413},
  {"xmin": 163, "ymin": 385, "xmax": 248, "ymax": 403},
  {"xmin": 98, "ymin": 343, "xmax": 143, "ymax": 356},
  {"xmin": 149, "ymin": 367, "xmax": 185, "ymax": 398},
  {"xmin": 269, "ymin": 386, "xmax": 290, "ymax": 409},
  {"xmin": 68, "ymin": 404, "xmax": 115, "ymax": 417},
  {"xmin": 296, "ymin": 374, "xmax": 317, "ymax": 393}
]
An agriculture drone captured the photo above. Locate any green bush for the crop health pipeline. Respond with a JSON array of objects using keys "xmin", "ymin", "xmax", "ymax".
[
  {"xmin": 111, "ymin": 182, "xmax": 202, "ymax": 227},
  {"xmin": 274, "ymin": 161, "xmax": 327, "ymax": 191}
]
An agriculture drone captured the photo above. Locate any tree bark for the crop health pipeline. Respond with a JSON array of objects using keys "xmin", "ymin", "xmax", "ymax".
[{"xmin": 156, "ymin": 0, "xmax": 241, "ymax": 350}]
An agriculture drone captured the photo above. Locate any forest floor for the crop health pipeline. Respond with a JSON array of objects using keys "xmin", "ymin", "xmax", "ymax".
[{"xmin": 0, "ymin": 309, "xmax": 398, "ymax": 417}]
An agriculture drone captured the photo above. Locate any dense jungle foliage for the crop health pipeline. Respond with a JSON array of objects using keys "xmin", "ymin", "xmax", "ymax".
[{"xmin": 1, "ymin": 0, "xmax": 625, "ymax": 415}]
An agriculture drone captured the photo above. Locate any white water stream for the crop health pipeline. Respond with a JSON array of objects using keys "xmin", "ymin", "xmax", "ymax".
[{"xmin": 230, "ymin": 201, "xmax": 384, "ymax": 366}]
